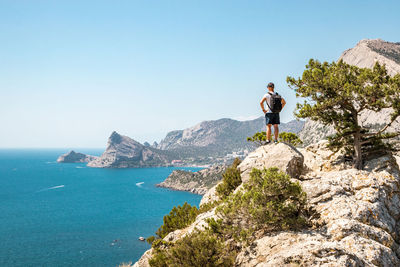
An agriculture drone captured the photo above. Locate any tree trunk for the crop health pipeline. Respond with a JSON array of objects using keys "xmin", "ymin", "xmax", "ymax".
[
  {"xmin": 353, "ymin": 111, "xmax": 363, "ymax": 170},
  {"xmin": 354, "ymin": 130, "xmax": 362, "ymax": 170}
]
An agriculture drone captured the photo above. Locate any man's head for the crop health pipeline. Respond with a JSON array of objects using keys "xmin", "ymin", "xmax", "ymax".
[{"xmin": 267, "ymin": 82, "xmax": 275, "ymax": 91}]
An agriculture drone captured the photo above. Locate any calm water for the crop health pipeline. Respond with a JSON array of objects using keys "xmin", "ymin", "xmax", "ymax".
[{"xmin": 0, "ymin": 149, "xmax": 202, "ymax": 267}]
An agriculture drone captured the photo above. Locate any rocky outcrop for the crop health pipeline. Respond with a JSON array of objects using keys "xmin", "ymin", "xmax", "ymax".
[
  {"xmin": 134, "ymin": 141, "xmax": 400, "ymax": 266},
  {"xmin": 57, "ymin": 150, "xmax": 97, "ymax": 163},
  {"xmin": 238, "ymin": 143, "xmax": 304, "ymax": 180},
  {"xmin": 237, "ymin": 158, "xmax": 400, "ymax": 266},
  {"xmin": 87, "ymin": 131, "xmax": 171, "ymax": 168},
  {"xmin": 157, "ymin": 165, "xmax": 227, "ymax": 195},
  {"xmin": 299, "ymin": 39, "xmax": 400, "ymax": 146}
]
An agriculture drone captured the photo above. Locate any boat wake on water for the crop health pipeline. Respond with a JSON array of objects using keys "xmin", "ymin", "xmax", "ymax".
[
  {"xmin": 36, "ymin": 185, "xmax": 65, "ymax": 192},
  {"xmin": 135, "ymin": 182, "xmax": 144, "ymax": 187}
]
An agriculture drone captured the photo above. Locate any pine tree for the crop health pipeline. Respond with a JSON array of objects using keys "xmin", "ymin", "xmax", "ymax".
[{"xmin": 287, "ymin": 59, "xmax": 400, "ymax": 169}]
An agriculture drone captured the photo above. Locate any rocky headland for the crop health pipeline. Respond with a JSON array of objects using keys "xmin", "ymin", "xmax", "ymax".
[
  {"xmin": 57, "ymin": 150, "xmax": 98, "ymax": 163},
  {"xmin": 87, "ymin": 131, "xmax": 171, "ymax": 168},
  {"xmin": 156, "ymin": 165, "xmax": 227, "ymax": 195}
]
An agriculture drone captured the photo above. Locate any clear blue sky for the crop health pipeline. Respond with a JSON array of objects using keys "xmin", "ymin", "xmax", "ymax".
[{"xmin": 1, "ymin": 0, "xmax": 399, "ymax": 148}]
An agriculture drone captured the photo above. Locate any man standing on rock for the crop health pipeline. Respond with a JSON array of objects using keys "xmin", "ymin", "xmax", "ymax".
[{"xmin": 260, "ymin": 82, "xmax": 286, "ymax": 144}]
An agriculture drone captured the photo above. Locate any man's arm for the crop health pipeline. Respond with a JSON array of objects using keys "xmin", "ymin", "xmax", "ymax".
[
  {"xmin": 260, "ymin": 97, "xmax": 267, "ymax": 114},
  {"xmin": 281, "ymin": 98, "xmax": 286, "ymax": 109}
]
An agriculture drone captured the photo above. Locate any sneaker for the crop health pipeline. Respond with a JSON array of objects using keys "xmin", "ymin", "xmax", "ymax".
[
  {"xmin": 264, "ymin": 140, "xmax": 271, "ymax": 145},
  {"xmin": 274, "ymin": 140, "xmax": 278, "ymax": 144}
]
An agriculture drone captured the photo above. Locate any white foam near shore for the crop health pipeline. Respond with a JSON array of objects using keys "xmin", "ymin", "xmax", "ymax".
[{"xmin": 37, "ymin": 185, "xmax": 65, "ymax": 192}]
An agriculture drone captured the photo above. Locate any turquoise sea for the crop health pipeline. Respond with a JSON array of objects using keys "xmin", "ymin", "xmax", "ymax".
[{"xmin": 0, "ymin": 149, "xmax": 202, "ymax": 267}]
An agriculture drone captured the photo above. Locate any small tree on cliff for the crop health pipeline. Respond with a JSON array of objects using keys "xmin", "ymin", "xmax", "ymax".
[{"xmin": 287, "ymin": 59, "xmax": 400, "ymax": 170}]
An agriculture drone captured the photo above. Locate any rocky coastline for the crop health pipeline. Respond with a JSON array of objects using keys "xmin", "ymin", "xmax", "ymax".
[{"xmin": 156, "ymin": 165, "xmax": 227, "ymax": 195}]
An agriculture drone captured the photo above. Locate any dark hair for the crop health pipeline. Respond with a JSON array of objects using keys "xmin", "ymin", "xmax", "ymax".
[{"xmin": 267, "ymin": 82, "xmax": 274, "ymax": 88}]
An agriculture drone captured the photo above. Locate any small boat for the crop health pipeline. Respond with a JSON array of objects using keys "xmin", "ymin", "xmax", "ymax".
[{"xmin": 138, "ymin": 237, "xmax": 145, "ymax": 241}]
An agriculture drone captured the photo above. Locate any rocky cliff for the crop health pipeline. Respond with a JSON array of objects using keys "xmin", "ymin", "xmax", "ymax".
[
  {"xmin": 339, "ymin": 39, "xmax": 400, "ymax": 76},
  {"xmin": 57, "ymin": 150, "xmax": 98, "ymax": 163},
  {"xmin": 299, "ymin": 39, "xmax": 400, "ymax": 146},
  {"xmin": 133, "ymin": 141, "xmax": 400, "ymax": 267},
  {"xmin": 87, "ymin": 131, "xmax": 171, "ymax": 168},
  {"xmin": 156, "ymin": 165, "xmax": 227, "ymax": 195}
]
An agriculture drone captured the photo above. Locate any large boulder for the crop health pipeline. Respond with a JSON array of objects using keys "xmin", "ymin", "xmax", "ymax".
[{"xmin": 238, "ymin": 143, "xmax": 304, "ymax": 181}]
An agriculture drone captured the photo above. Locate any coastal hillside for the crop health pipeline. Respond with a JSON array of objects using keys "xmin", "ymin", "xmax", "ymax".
[
  {"xmin": 156, "ymin": 117, "xmax": 304, "ymax": 158},
  {"xmin": 299, "ymin": 39, "xmax": 400, "ymax": 145},
  {"xmin": 133, "ymin": 141, "xmax": 400, "ymax": 266}
]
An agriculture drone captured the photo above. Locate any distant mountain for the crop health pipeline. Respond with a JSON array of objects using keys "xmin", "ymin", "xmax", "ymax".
[
  {"xmin": 157, "ymin": 117, "xmax": 304, "ymax": 158},
  {"xmin": 299, "ymin": 39, "xmax": 400, "ymax": 145},
  {"xmin": 87, "ymin": 131, "xmax": 171, "ymax": 168}
]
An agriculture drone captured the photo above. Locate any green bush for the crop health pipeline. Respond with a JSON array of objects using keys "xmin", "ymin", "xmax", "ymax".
[
  {"xmin": 247, "ymin": 131, "xmax": 267, "ymax": 146},
  {"xmin": 219, "ymin": 167, "xmax": 307, "ymax": 238},
  {"xmin": 155, "ymin": 202, "xmax": 199, "ymax": 239},
  {"xmin": 149, "ymin": 230, "xmax": 236, "ymax": 267},
  {"xmin": 278, "ymin": 132, "xmax": 303, "ymax": 146},
  {"xmin": 216, "ymin": 158, "xmax": 242, "ymax": 198},
  {"xmin": 148, "ymin": 167, "xmax": 308, "ymax": 265}
]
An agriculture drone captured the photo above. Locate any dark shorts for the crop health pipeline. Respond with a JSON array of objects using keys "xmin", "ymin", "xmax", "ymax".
[{"xmin": 265, "ymin": 112, "xmax": 280, "ymax": 125}]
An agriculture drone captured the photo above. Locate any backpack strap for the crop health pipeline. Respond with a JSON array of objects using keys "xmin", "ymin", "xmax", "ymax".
[{"xmin": 265, "ymin": 93, "xmax": 272, "ymax": 111}]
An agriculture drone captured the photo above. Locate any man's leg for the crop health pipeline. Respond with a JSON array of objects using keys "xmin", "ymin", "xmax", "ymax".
[
  {"xmin": 273, "ymin": 124, "xmax": 279, "ymax": 141},
  {"xmin": 266, "ymin": 124, "xmax": 272, "ymax": 141}
]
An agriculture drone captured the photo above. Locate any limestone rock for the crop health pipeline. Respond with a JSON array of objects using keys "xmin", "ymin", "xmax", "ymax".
[
  {"xmin": 87, "ymin": 131, "xmax": 171, "ymax": 168},
  {"xmin": 238, "ymin": 143, "xmax": 304, "ymax": 181},
  {"xmin": 57, "ymin": 150, "xmax": 97, "ymax": 163},
  {"xmin": 157, "ymin": 165, "xmax": 227, "ymax": 195},
  {"xmin": 298, "ymin": 140, "xmax": 348, "ymax": 173},
  {"xmin": 132, "ymin": 248, "xmax": 152, "ymax": 267},
  {"xmin": 199, "ymin": 182, "xmax": 221, "ymax": 206},
  {"xmin": 339, "ymin": 39, "xmax": 400, "ymax": 76}
]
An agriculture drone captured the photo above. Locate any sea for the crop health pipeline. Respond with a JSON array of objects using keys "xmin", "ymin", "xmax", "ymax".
[{"xmin": 0, "ymin": 149, "xmax": 203, "ymax": 267}]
